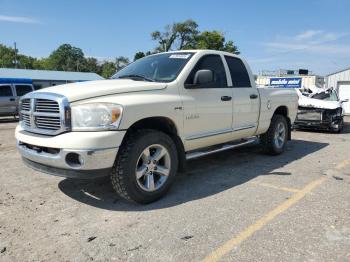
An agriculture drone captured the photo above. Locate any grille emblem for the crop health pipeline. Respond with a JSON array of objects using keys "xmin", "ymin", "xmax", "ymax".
[{"xmin": 29, "ymin": 98, "xmax": 36, "ymax": 129}]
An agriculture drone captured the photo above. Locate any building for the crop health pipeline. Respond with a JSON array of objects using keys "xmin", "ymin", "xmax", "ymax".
[
  {"xmin": 326, "ymin": 68, "xmax": 350, "ymax": 114},
  {"xmin": 0, "ymin": 68, "xmax": 104, "ymax": 89},
  {"xmin": 256, "ymin": 69, "xmax": 324, "ymax": 89}
]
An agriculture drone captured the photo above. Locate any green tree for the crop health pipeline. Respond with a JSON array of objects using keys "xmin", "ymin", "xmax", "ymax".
[
  {"xmin": 174, "ymin": 19, "xmax": 199, "ymax": 49},
  {"xmin": 0, "ymin": 44, "xmax": 16, "ymax": 67},
  {"xmin": 100, "ymin": 61, "xmax": 116, "ymax": 78},
  {"xmin": 115, "ymin": 56, "xmax": 130, "ymax": 71},
  {"xmin": 45, "ymin": 44, "xmax": 87, "ymax": 71},
  {"xmin": 84, "ymin": 57, "xmax": 100, "ymax": 73},
  {"xmin": 0, "ymin": 44, "xmax": 45, "ymax": 69},
  {"xmin": 151, "ymin": 20, "xmax": 239, "ymax": 54},
  {"xmin": 196, "ymin": 31, "xmax": 240, "ymax": 54},
  {"xmin": 151, "ymin": 19, "xmax": 199, "ymax": 51},
  {"xmin": 134, "ymin": 51, "xmax": 146, "ymax": 61}
]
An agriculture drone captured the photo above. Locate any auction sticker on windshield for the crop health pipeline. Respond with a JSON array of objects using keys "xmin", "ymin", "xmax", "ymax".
[{"xmin": 169, "ymin": 54, "xmax": 191, "ymax": 59}]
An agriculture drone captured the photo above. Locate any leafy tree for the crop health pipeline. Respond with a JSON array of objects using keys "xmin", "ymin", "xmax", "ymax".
[
  {"xmin": 0, "ymin": 44, "xmax": 44, "ymax": 69},
  {"xmin": 45, "ymin": 44, "xmax": 87, "ymax": 71},
  {"xmin": 174, "ymin": 19, "xmax": 199, "ymax": 49},
  {"xmin": 134, "ymin": 51, "xmax": 146, "ymax": 61},
  {"xmin": 84, "ymin": 57, "xmax": 100, "ymax": 73},
  {"xmin": 151, "ymin": 19, "xmax": 199, "ymax": 51},
  {"xmin": 151, "ymin": 20, "xmax": 239, "ymax": 54},
  {"xmin": 115, "ymin": 56, "xmax": 130, "ymax": 71},
  {"xmin": 100, "ymin": 61, "xmax": 116, "ymax": 78},
  {"xmin": 196, "ymin": 31, "xmax": 239, "ymax": 54},
  {"xmin": 0, "ymin": 44, "xmax": 16, "ymax": 67},
  {"xmin": 222, "ymin": 40, "xmax": 240, "ymax": 54}
]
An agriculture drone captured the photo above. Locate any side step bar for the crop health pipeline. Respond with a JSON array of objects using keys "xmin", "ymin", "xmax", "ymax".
[{"xmin": 185, "ymin": 137, "xmax": 258, "ymax": 160}]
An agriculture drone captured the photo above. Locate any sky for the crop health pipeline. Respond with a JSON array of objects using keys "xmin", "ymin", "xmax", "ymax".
[{"xmin": 1, "ymin": 0, "xmax": 350, "ymax": 75}]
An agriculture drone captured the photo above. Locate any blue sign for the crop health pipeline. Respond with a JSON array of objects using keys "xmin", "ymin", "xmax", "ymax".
[{"xmin": 269, "ymin": 77, "xmax": 302, "ymax": 88}]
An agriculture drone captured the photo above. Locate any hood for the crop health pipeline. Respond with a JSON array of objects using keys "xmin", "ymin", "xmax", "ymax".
[
  {"xmin": 34, "ymin": 79, "xmax": 167, "ymax": 102},
  {"xmin": 297, "ymin": 90, "xmax": 341, "ymax": 110}
]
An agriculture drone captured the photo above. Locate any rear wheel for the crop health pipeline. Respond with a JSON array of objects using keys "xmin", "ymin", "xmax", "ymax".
[
  {"xmin": 111, "ymin": 130, "xmax": 178, "ymax": 204},
  {"xmin": 261, "ymin": 114, "xmax": 288, "ymax": 155}
]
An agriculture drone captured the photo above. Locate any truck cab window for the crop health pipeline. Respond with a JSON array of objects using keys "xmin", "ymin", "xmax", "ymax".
[
  {"xmin": 0, "ymin": 85, "xmax": 13, "ymax": 97},
  {"xmin": 186, "ymin": 55, "xmax": 227, "ymax": 88},
  {"xmin": 225, "ymin": 56, "xmax": 251, "ymax": 88}
]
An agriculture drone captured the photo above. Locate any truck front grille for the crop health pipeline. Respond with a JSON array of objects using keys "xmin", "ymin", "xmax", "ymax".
[
  {"xmin": 21, "ymin": 113, "xmax": 31, "ymax": 127},
  {"xmin": 35, "ymin": 116, "xmax": 61, "ymax": 130},
  {"xmin": 19, "ymin": 93, "xmax": 70, "ymax": 135},
  {"xmin": 21, "ymin": 99, "xmax": 31, "ymax": 111},
  {"xmin": 35, "ymin": 99, "xmax": 60, "ymax": 113}
]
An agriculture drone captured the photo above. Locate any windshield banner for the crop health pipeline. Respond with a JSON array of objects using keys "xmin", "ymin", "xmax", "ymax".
[{"xmin": 269, "ymin": 77, "xmax": 302, "ymax": 88}]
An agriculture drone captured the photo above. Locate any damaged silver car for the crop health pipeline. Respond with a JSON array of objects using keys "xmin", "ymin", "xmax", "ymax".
[{"xmin": 294, "ymin": 87, "xmax": 348, "ymax": 133}]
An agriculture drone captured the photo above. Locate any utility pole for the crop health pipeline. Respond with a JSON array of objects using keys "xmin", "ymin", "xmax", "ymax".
[{"xmin": 14, "ymin": 42, "xmax": 17, "ymax": 68}]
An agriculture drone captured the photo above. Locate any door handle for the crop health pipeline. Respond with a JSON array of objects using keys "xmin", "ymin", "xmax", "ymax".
[
  {"xmin": 9, "ymin": 98, "xmax": 15, "ymax": 101},
  {"xmin": 250, "ymin": 94, "xmax": 258, "ymax": 99},
  {"xmin": 221, "ymin": 96, "xmax": 232, "ymax": 101}
]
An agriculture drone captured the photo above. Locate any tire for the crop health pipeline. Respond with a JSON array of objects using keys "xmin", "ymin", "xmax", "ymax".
[
  {"xmin": 331, "ymin": 118, "xmax": 343, "ymax": 133},
  {"xmin": 261, "ymin": 114, "xmax": 288, "ymax": 155},
  {"xmin": 111, "ymin": 129, "xmax": 178, "ymax": 204}
]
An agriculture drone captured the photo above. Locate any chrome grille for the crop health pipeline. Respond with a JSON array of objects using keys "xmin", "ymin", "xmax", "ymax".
[
  {"xmin": 22, "ymin": 113, "xmax": 31, "ymax": 127},
  {"xmin": 21, "ymin": 99, "xmax": 31, "ymax": 111},
  {"xmin": 19, "ymin": 93, "xmax": 70, "ymax": 135},
  {"xmin": 35, "ymin": 99, "xmax": 60, "ymax": 113},
  {"xmin": 35, "ymin": 116, "xmax": 61, "ymax": 130}
]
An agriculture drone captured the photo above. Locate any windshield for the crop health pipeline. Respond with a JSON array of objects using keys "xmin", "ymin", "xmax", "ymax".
[
  {"xmin": 311, "ymin": 90, "xmax": 339, "ymax": 101},
  {"xmin": 112, "ymin": 52, "xmax": 194, "ymax": 83}
]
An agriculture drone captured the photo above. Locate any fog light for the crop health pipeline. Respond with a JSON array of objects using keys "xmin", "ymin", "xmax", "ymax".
[{"xmin": 65, "ymin": 153, "xmax": 84, "ymax": 168}]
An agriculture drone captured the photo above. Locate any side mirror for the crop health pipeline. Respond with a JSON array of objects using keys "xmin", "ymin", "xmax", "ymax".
[
  {"xmin": 194, "ymin": 69, "xmax": 213, "ymax": 85},
  {"xmin": 341, "ymin": 99, "xmax": 349, "ymax": 103},
  {"xmin": 185, "ymin": 69, "xmax": 214, "ymax": 89}
]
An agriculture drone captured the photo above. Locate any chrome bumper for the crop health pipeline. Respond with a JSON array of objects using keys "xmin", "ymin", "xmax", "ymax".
[{"xmin": 17, "ymin": 141, "xmax": 118, "ymax": 178}]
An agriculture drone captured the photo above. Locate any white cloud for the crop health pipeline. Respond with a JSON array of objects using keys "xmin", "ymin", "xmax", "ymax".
[
  {"xmin": 0, "ymin": 15, "xmax": 40, "ymax": 24},
  {"xmin": 248, "ymin": 30, "xmax": 350, "ymax": 75},
  {"xmin": 294, "ymin": 30, "xmax": 324, "ymax": 41},
  {"xmin": 263, "ymin": 30, "xmax": 350, "ymax": 55}
]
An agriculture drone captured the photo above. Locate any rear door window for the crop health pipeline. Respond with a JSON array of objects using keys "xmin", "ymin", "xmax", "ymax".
[
  {"xmin": 15, "ymin": 85, "xmax": 33, "ymax": 96},
  {"xmin": 0, "ymin": 85, "xmax": 13, "ymax": 97},
  {"xmin": 224, "ymin": 56, "xmax": 252, "ymax": 87}
]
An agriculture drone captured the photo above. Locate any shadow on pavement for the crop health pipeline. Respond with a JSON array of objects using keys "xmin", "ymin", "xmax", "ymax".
[{"xmin": 58, "ymin": 139, "xmax": 328, "ymax": 211}]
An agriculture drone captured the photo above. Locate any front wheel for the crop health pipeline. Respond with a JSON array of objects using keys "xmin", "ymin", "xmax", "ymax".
[
  {"xmin": 111, "ymin": 130, "xmax": 178, "ymax": 204},
  {"xmin": 261, "ymin": 114, "xmax": 288, "ymax": 155},
  {"xmin": 331, "ymin": 118, "xmax": 343, "ymax": 133}
]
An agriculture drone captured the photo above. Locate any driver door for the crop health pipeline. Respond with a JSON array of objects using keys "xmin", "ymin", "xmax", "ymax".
[{"xmin": 180, "ymin": 54, "xmax": 233, "ymax": 151}]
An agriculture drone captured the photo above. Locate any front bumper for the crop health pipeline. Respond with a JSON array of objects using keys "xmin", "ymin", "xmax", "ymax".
[
  {"xmin": 294, "ymin": 107, "xmax": 343, "ymax": 131},
  {"xmin": 17, "ymin": 141, "xmax": 118, "ymax": 178},
  {"xmin": 294, "ymin": 117, "xmax": 343, "ymax": 130},
  {"xmin": 15, "ymin": 125, "xmax": 126, "ymax": 179}
]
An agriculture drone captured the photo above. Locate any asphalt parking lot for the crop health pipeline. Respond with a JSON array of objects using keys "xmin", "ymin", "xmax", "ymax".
[{"xmin": 1, "ymin": 117, "xmax": 350, "ymax": 262}]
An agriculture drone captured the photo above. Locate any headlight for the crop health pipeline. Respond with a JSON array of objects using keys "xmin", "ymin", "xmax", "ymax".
[{"xmin": 71, "ymin": 103, "xmax": 123, "ymax": 131}]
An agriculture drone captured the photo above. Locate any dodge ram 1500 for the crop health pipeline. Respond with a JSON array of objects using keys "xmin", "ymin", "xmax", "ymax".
[{"xmin": 16, "ymin": 50, "xmax": 298, "ymax": 203}]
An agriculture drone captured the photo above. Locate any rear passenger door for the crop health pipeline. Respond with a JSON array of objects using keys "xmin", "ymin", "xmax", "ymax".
[
  {"xmin": 224, "ymin": 56, "xmax": 259, "ymax": 137},
  {"xmin": 0, "ymin": 84, "xmax": 16, "ymax": 115}
]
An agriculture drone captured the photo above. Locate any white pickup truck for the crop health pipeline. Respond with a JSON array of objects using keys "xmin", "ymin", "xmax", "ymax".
[{"xmin": 16, "ymin": 50, "xmax": 298, "ymax": 203}]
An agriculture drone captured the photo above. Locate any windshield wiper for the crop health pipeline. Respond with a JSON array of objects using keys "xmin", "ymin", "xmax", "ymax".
[{"xmin": 117, "ymin": 74, "xmax": 155, "ymax": 82}]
